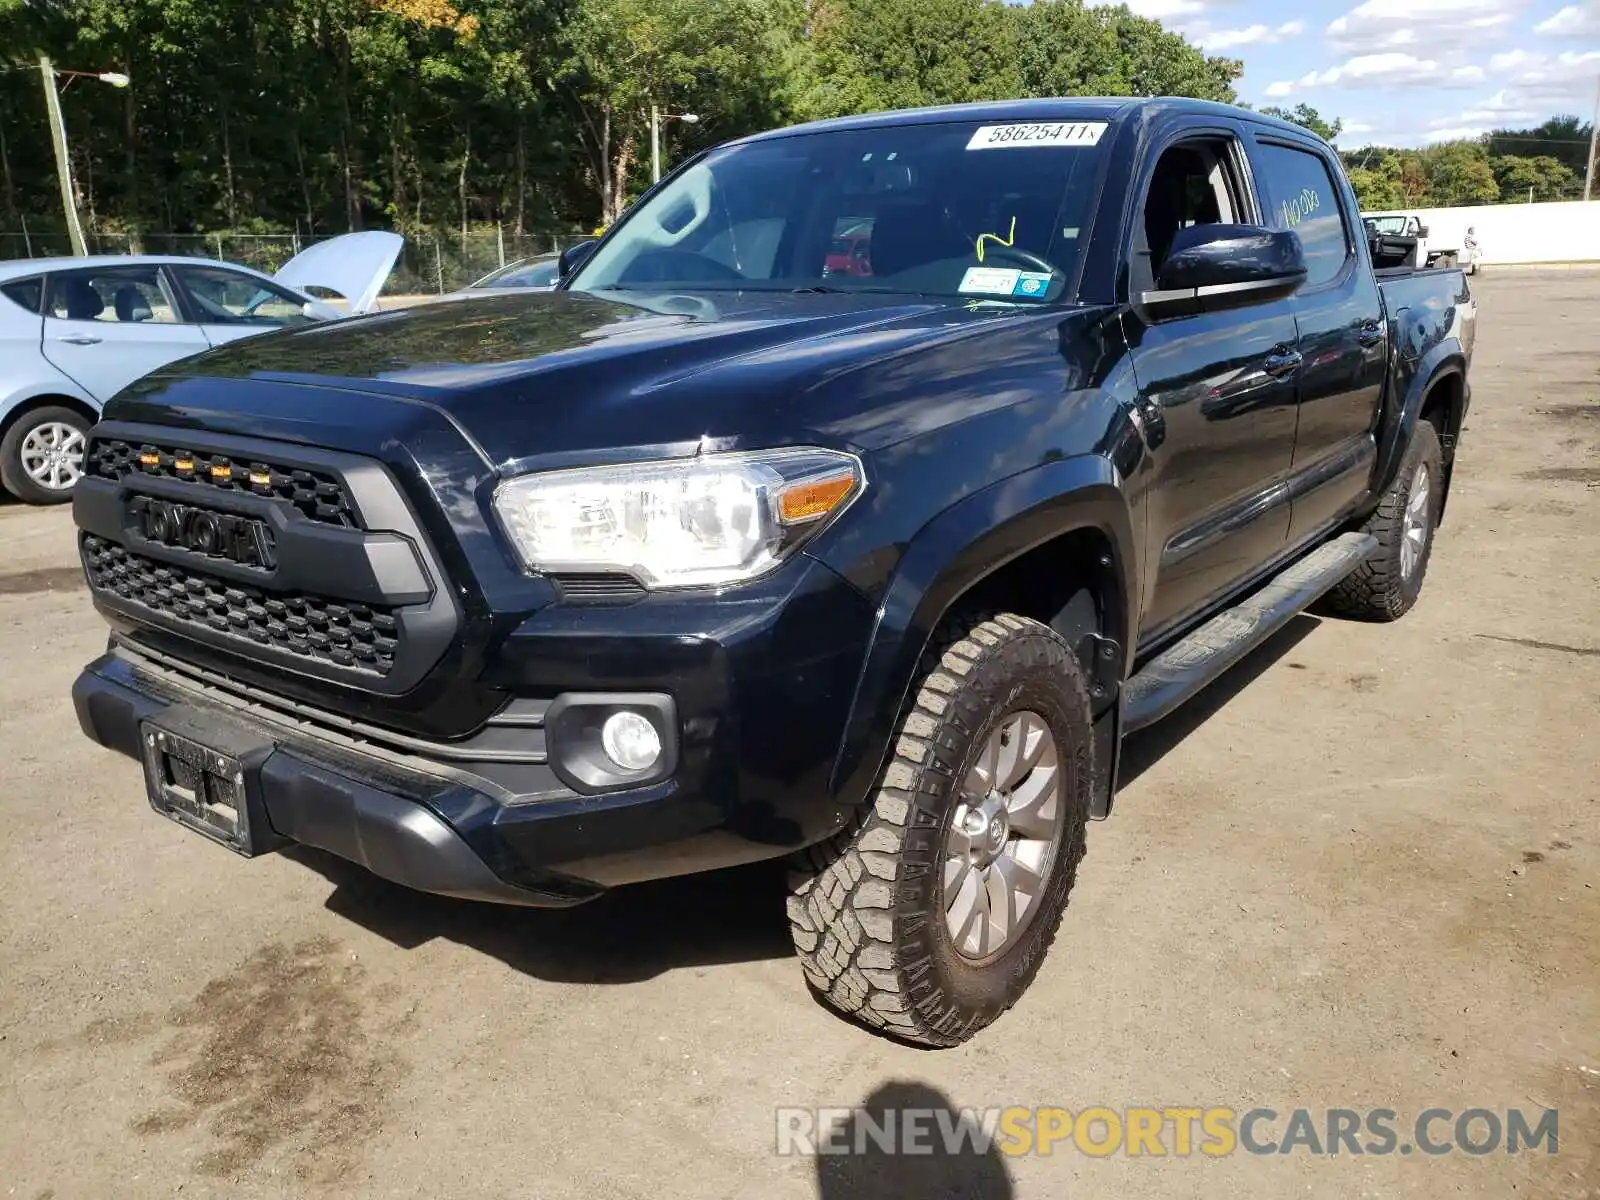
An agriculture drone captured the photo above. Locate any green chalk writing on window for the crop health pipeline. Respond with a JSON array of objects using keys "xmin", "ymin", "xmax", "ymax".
[{"xmin": 975, "ymin": 216, "xmax": 1018, "ymax": 263}]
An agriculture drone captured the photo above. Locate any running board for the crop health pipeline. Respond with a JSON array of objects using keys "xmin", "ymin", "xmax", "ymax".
[{"xmin": 1122, "ymin": 532, "xmax": 1377, "ymax": 733}]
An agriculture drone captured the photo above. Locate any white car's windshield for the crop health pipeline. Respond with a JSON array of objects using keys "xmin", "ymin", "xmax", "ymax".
[
  {"xmin": 1368, "ymin": 216, "xmax": 1410, "ymax": 235},
  {"xmin": 472, "ymin": 258, "xmax": 560, "ymax": 289},
  {"xmin": 570, "ymin": 120, "xmax": 1108, "ymax": 303}
]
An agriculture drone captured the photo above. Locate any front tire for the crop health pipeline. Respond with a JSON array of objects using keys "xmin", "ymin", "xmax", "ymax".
[
  {"xmin": 1322, "ymin": 420, "xmax": 1443, "ymax": 621},
  {"xmin": 0, "ymin": 406, "xmax": 92, "ymax": 505},
  {"xmin": 786, "ymin": 613, "xmax": 1092, "ymax": 1047}
]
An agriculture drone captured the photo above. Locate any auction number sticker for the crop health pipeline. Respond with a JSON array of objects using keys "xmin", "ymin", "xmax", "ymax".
[{"xmin": 966, "ymin": 122, "xmax": 1107, "ymax": 150}]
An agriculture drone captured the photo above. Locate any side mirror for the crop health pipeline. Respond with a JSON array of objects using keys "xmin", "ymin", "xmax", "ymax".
[
  {"xmin": 1416, "ymin": 224, "xmax": 1430, "ymax": 238},
  {"xmin": 1142, "ymin": 224, "xmax": 1307, "ymax": 316},
  {"xmin": 558, "ymin": 239, "xmax": 599, "ymax": 281}
]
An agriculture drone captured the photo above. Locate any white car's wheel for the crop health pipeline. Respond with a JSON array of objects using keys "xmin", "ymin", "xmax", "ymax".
[{"xmin": 0, "ymin": 406, "xmax": 92, "ymax": 505}]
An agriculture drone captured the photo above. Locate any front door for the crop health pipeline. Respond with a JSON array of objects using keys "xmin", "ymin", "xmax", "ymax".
[
  {"xmin": 170, "ymin": 264, "xmax": 320, "ymax": 347},
  {"xmin": 1124, "ymin": 131, "xmax": 1300, "ymax": 643},
  {"xmin": 41, "ymin": 266, "xmax": 209, "ymax": 403},
  {"xmin": 1248, "ymin": 135, "xmax": 1387, "ymax": 542}
]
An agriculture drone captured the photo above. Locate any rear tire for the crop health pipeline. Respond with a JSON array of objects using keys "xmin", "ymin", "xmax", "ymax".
[
  {"xmin": 785, "ymin": 613, "xmax": 1093, "ymax": 1047},
  {"xmin": 0, "ymin": 405, "xmax": 92, "ymax": 505},
  {"xmin": 1321, "ymin": 420, "xmax": 1443, "ymax": 622}
]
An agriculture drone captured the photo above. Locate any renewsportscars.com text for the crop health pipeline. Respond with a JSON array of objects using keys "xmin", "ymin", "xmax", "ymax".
[{"xmin": 776, "ymin": 1106, "xmax": 1559, "ymax": 1158}]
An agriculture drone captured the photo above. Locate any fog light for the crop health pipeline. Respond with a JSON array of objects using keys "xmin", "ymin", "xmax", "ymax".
[{"xmin": 600, "ymin": 711, "xmax": 662, "ymax": 772}]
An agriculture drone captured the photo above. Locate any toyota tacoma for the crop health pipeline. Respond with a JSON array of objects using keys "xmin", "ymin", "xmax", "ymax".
[{"xmin": 72, "ymin": 98, "xmax": 1474, "ymax": 1047}]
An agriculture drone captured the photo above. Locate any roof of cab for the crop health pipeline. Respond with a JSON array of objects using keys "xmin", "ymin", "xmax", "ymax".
[{"xmin": 731, "ymin": 96, "xmax": 1325, "ymax": 146}]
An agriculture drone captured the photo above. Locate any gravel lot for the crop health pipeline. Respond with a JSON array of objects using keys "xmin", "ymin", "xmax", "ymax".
[{"xmin": 1, "ymin": 270, "xmax": 1596, "ymax": 1199}]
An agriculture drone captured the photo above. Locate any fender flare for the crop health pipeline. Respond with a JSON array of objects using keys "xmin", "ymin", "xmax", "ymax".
[
  {"xmin": 827, "ymin": 452, "xmax": 1138, "ymax": 810},
  {"xmin": 1369, "ymin": 338, "xmax": 1465, "ymax": 511}
]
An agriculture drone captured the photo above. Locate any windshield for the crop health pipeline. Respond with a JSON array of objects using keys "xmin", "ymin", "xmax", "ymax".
[
  {"xmin": 1368, "ymin": 216, "xmax": 1410, "ymax": 235},
  {"xmin": 570, "ymin": 120, "xmax": 1108, "ymax": 303},
  {"xmin": 472, "ymin": 258, "xmax": 560, "ymax": 289}
]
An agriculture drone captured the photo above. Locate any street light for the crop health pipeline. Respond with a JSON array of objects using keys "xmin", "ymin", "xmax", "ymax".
[
  {"xmin": 650, "ymin": 106, "xmax": 700, "ymax": 183},
  {"xmin": 36, "ymin": 56, "xmax": 130, "ymax": 255}
]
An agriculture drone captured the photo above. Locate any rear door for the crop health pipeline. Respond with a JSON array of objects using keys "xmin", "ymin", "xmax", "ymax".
[
  {"xmin": 41, "ymin": 265, "xmax": 209, "ymax": 402},
  {"xmin": 169, "ymin": 264, "xmax": 319, "ymax": 347},
  {"xmin": 1247, "ymin": 133, "xmax": 1387, "ymax": 541}
]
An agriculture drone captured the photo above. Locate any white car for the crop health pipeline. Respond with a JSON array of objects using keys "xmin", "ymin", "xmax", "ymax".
[
  {"xmin": 460, "ymin": 254, "xmax": 562, "ymax": 294},
  {"xmin": 1362, "ymin": 212, "xmax": 1462, "ymax": 269},
  {"xmin": 0, "ymin": 232, "xmax": 402, "ymax": 504}
]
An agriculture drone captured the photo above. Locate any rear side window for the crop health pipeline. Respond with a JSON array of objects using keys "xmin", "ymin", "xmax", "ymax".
[
  {"xmin": 46, "ymin": 266, "xmax": 180, "ymax": 323},
  {"xmin": 1, "ymin": 277, "xmax": 43, "ymax": 314},
  {"xmin": 1254, "ymin": 142, "xmax": 1351, "ymax": 289}
]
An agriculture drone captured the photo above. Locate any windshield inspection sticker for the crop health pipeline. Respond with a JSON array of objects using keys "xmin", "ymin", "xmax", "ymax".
[
  {"xmin": 966, "ymin": 122, "xmax": 1107, "ymax": 150},
  {"xmin": 1013, "ymin": 272, "xmax": 1053, "ymax": 298},
  {"xmin": 960, "ymin": 266, "xmax": 1023, "ymax": 295}
]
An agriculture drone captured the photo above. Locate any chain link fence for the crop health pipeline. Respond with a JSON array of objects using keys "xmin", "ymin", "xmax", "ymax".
[{"xmin": 0, "ymin": 225, "xmax": 594, "ymax": 297}]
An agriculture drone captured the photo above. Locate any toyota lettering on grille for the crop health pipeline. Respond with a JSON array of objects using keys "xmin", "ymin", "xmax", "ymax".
[{"xmin": 129, "ymin": 497, "xmax": 277, "ymax": 570}]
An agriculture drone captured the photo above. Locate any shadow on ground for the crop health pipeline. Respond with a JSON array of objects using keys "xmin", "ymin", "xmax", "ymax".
[
  {"xmin": 290, "ymin": 613, "xmax": 1325, "ymax": 986},
  {"xmin": 1118, "ymin": 613, "xmax": 1322, "ymax": 789},
  {"xmin": 285, "ymin": 845, "xmax": 795, "ymax": 983},
  {"xmin": 813, "ymin": 1081, "xmax": 1014, "ymax": 1200}
]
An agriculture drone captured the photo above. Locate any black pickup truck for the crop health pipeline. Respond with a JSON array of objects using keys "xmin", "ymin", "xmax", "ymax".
[{"xmin": 72, "ymin": 98, "xmax": 1474, "ymax": 1047}]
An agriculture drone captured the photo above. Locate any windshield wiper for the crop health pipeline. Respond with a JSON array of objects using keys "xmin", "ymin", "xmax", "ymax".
[{"xmin": 791, "ymin": 284, "xmax": 846, "ymax": 294}]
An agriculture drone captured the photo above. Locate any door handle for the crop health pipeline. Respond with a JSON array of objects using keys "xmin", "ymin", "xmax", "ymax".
[
  {"xmin": 1263, "ymin": 347, "xmax": 1303, "ymax": 377},
  {"xmin": 1356, "ymin": 320, "xmax": 1384, "ymax": 348},
  {"xmin": 57, "ymin": 334, "xmax": 102, "ymax": 346}
]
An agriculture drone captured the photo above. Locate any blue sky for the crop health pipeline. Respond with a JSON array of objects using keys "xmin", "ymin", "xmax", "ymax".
[{"xmin": 1101, "ymin": 0, "xmax": 1600, "ymax": 147}]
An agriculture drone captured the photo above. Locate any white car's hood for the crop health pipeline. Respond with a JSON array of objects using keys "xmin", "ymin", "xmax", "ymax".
[{"xmin": 273, "ymin": 231, "xmax": 403, "ymax": 315}]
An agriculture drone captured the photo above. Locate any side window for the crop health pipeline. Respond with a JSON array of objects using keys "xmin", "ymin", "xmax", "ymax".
[
  {"xmin": 1, "ymin": 277, "xmax": 43, "ymax": 314},
  {"xmin": 1254, "ymin": 142, "xmax": 1351, "ymax": 289},
  {"xmin": 47, "ymin": 267, "xmax": 179, "ymax": 324},
  {"xmin": 1137, "ymin": 137, "xmax": 1247, "ymax": 283},
  {"xmin": 175, "ymin": 266, "xmax": 313, "ymax": 327}
]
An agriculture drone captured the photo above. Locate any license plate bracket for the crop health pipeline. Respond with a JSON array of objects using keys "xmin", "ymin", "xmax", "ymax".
[{"xmin": 140, "ymin": 710, "xmax": 278, "ymax": 856}]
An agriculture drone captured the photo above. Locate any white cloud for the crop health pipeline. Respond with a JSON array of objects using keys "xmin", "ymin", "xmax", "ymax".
[
  {"xmin": 1488, "ymin": 49, "xmax": 1538, "ymax": 72},
  {"xmin": 1438, "ymin": 105, "xmax": 1541, "ymax": 124},
  {"xmin": 1535, "ymin": 3, "xmax": 1600, "ymax": 36},
  {"xmin": 1265, "ymin": 51, "xmax": 1494, "ymax": 95},
  {"xmin": 1327, "ymin": 0, "xmax": 1523, "ymax": 53},
  {"xmin": 1263, "ymin": 80, "xmax": 1295, "ymax": 97},
  {"xmin": 1492, "ymin": 49, "xmax": 1600, "ymax": 99},
  {"xmin": 1197, "ymin": 19, "xmax": 1307, "ymax": 49},
  {"xmin": 1424, "ymin": 125, "xmax": 1495, "ymax": 141},
  {"xmin": 1114, "ymin": 0, "xmax": 1207, "ymax": 18}
]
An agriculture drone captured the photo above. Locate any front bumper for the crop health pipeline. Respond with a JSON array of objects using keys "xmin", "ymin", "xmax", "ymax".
[
  {"xmin": 74, "ymin": 545, "xmax": 879, "ymax": 903},
  {"xmin": 74, "ymin": 649, "xmax": 594, "ymax": 906}
]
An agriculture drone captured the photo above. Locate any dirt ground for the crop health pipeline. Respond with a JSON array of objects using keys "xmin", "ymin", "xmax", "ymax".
[{"xmin": 1, "ymin": 270, "xmax": 1596, "ymax": 1200}]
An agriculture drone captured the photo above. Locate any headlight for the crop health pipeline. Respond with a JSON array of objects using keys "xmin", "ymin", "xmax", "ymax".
[{"xmin": 493, "ymin": 448, "xmax": 864, "ymax": 589}]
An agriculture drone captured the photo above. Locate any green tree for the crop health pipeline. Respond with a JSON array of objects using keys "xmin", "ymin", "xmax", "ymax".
[
  {"xmin": 1487, "ymin": 115, "xmax": 1593, "ymax": 177},
  {"xmin": 1491, "ymin": 154, "xmax": 1579, "ymax": 202},
  {"xmin": 1259, "ymin": 103, "xmax": 1342, "ymax": 142},
  {"xmin": 560, "ymin": 0, "xmax": 790, "ymax": 223},
  {"xmin": 1013, "ymin": 0, "xmax": 1128, "ymax": 97},
  {"xmin": 796, "ymin": 0, "xmax": 1020, "ymax": 122},
  {"xmin": 1420, "ymin": 141, "xmax": 1499, "ymax": 206},
  {"xmin": 1344, "ymin": 150, "xmax": 1405, "ymax": 209},
  {"xmin": 1098, "ymin": 6, "xmax": 1239, "ymax": 101}
]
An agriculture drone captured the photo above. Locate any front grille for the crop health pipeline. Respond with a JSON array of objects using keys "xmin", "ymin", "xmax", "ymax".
[
  {"xmin": 83, "ymin": 535, "xmax": 399, "ymax": 675},
  {"xmin": 87, "ymin": 438, "xmax": 358, "ymax": 528}
]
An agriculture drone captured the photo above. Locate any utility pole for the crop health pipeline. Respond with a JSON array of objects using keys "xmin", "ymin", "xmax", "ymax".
[
  {"xmin": 651, "ymin": 104, "xmax": 661, "ymax": 185},
  {"xmin": 1586, "ymin": 73, "xmax": 1600, "ymax": 201},
  {"xmin": 40, "ymin": 55, "xmax": 87, "ymax": 255},
  {"xmin": 650, "ymin": 106, "xmax": 700, "ymax": 183}
]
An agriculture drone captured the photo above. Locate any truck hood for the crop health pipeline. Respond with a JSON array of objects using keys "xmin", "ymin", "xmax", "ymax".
[{"xmin": 121, "ymin": 288, "xmax": 1083, "ymax": 465}]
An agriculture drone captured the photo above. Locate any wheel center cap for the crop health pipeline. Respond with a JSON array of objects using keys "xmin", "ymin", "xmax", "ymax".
[{"xmin": 987, "ymin": 815, "xmax": 1007, "ymax": 849}]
